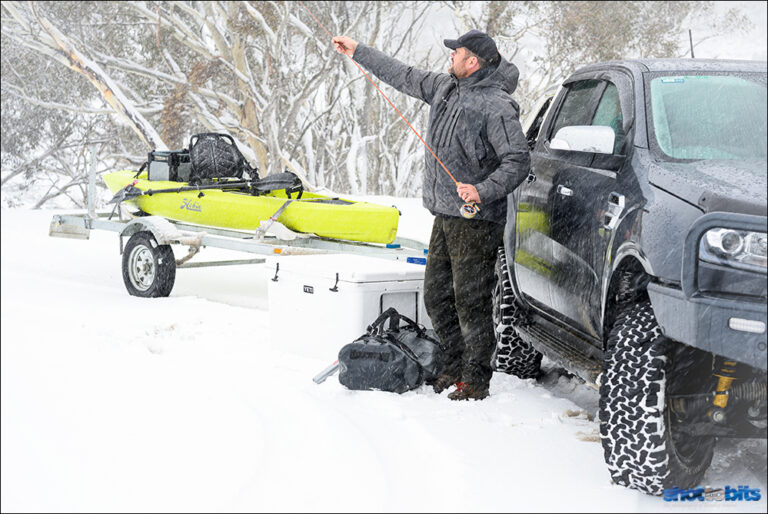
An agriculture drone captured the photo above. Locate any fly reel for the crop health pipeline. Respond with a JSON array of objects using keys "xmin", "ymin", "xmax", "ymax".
[{"xmin": 460, "ymin": 202, "xmax": 480, "ymax": 219}]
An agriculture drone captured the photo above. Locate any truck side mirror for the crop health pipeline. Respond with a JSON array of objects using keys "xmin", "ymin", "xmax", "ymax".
[{"xmin": 550, "ymin": 126, "xmax": 615, "ymax": 155}]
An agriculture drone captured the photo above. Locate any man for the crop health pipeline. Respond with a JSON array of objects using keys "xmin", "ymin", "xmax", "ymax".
[{"xmin": 333, "ymin": 30, "xmax": 530, "ymax": 400}]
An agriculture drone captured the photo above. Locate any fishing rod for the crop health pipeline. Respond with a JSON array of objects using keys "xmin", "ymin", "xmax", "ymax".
[{"xmin": 297, "ymin": 1, "xmax": 479, "ymax": 219}]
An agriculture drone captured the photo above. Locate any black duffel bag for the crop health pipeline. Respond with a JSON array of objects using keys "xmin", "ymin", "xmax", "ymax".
[{"xmin": 338, "ymin": 308, "xmax": 445, "ymax": 394}]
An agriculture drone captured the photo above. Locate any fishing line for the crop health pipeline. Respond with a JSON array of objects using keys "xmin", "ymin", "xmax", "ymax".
[{"xmin": 297, "ymin": 1, "xmax": 479, "ymax": 219}]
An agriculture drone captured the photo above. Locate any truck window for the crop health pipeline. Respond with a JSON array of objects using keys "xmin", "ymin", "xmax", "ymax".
[
  {"xmin": 649, "ymin": 74, "xmax": 767, "ymax": 160},
  {"xmin": 550, "ymin": 79, "xmax": 601, "ymax": 139},
  {"xmin": 591, "ymin": 83, "xmax": 626, "ymax": 155}
]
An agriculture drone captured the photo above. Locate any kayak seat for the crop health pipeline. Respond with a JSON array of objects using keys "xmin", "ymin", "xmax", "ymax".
[{"xmin": 189, "ymin": 133, "xmax": 258, "ymax": 184}]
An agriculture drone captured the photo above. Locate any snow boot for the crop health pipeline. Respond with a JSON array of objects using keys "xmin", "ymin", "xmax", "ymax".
[
  {"xmin": 432, "ymin": 373, "xmax": 461, "ymax": 394},
  {"xmin": 448, "ymin": 382, "xmax": 489, "ymax": 401}
]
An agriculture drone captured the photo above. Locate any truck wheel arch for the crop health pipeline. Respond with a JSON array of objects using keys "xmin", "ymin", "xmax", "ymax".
[{"xmin": 602, "ymin": 254, "xmax": 652, "ymax": 350}]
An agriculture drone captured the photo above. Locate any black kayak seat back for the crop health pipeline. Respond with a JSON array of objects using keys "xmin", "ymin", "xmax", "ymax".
[{"xmin": 189, "ymin": 133, "xmax": 246, "ymax": 182}]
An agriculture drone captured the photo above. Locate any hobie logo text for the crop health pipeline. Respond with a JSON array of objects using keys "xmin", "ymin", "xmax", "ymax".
[{"xmin": 180, "ymin": 198, "xmax": 202, "ymax": 212}]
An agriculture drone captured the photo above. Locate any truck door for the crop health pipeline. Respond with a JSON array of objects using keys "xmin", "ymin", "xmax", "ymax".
[
  {"xmin": 514, "ymin": 78, "xmax": 602, "ymax": 317},
  {"xmin": 516, "ymin": 73, "xmax": 632, "ymax": 341}
]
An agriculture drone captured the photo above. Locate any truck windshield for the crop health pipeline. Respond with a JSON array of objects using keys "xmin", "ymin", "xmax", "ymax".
[{"xmin": 649, "ymin": 74, "xmax": 767, "ymax": 161}]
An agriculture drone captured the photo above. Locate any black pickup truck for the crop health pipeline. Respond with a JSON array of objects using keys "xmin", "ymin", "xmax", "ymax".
[{"xmin": 493, "ymin": 59, "xmax": 767, "ymax": 495}]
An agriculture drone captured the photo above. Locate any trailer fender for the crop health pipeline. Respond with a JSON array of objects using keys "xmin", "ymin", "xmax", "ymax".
[{"xmin": 119, "ymin": 216, "xmax": 204, "ymax": 252}]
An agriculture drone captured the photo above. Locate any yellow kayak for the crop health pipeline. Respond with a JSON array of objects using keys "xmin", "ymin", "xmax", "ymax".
[{"xmin": 103, "ymin": 170, "xmax": 399, "ymax": 244}]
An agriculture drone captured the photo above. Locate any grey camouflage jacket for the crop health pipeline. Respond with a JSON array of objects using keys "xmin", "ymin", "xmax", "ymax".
[{"xmin": 353, "ymin": 43, "xmax": 530, "ymax": 223}]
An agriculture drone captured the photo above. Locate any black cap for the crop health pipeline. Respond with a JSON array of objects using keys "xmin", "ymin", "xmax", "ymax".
[{"xmin": 444, "ymin": 29, "xmax": 499, "ymax": 63}]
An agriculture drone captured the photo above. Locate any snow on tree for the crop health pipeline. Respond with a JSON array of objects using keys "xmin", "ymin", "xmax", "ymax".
[{"xmin": 0, "ymin": 1, "xmax": 754, "ymax": 208}]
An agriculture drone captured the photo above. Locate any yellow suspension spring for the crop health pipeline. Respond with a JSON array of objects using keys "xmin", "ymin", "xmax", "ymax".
[{"xmin": 712, "ymin": 359, "xmax": 739, "ymax": 409}]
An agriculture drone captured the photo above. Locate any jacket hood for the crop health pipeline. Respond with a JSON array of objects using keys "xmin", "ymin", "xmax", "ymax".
[
  {"xmin": 466, "ymin": 57, "xmax": 519, "ymax": 95},
  {"xmin": 649, "ymin": 159, "xmax": 768, "ymax": 216}
]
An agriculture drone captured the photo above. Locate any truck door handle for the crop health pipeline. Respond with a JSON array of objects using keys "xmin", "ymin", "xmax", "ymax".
[
  {"xmin": 556, "ymin": 185, "xmax": 573, "ymax": 197},
  {"xmin": 603, "ymin": 192, "xmax": 626, "ymax": 230}
]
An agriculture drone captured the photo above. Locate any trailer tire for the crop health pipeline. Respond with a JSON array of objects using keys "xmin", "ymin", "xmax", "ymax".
[
  {"xmin": 491, "ymin": 247, "xmax": 542, "ymax": 379},
  {"xmin": 122, "ymin": 231, "xmax": 176, "ymax": 297},
  {"xmin": 599, "ymin": 300, "xmax": 715, "ymax": 495}
]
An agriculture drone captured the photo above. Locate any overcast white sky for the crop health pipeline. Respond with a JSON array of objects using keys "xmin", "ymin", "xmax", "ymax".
[
  {"xmin": 693, "ymin": 1, "xmax": 767, "ymax": 60},
  {"xmin": 416, "ymin": 1, "xmax": 767, "ymax": 63},
  {"xmin": 401, "ymin": 0, "xmax": 768, "ymax": 112}
]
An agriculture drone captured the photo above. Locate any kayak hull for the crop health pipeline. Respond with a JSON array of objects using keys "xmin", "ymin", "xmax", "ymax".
[{"xmin": 103, "ymin": 171, "xmax": 399, "ymax": 244}]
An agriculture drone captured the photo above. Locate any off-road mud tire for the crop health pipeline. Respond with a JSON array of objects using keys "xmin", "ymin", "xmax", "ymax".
[
  {"xmin": 491, "ymin": 247, "xmax": 542, "ymax": 379},
  {"xmin": 599, "ymin": 300, "xmax": 715, "ymax": 495}
]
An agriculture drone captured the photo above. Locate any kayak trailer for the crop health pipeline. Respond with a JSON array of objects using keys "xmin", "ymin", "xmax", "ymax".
[{"xmin": 49, "ymin": 205, "xmax": 429, "ymax": 298}]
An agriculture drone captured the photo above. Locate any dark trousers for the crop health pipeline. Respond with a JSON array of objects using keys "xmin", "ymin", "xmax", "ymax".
[{"xmin": 423, "ymin": 216, "xmax": 504, "ymax": 388}]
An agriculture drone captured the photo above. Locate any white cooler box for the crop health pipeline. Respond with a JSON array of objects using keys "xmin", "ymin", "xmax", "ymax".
[{"xmin": 265, "ymin": 254, "xmax": 431, "ymax": 360}]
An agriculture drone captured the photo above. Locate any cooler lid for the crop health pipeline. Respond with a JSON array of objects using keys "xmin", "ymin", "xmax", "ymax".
[{"xmin": 268, "ymin": 254, "xmax": 425, "ymax": 283}]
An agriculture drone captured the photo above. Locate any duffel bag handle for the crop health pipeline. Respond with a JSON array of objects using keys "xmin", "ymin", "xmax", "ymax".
[
  {"xmin": 365, "ymin": 307, "xmax": 400, "ymax": 335},
  {"xmin": 386, "ymin": 310, "xmax": 423, "ymax": 334},
  {"xmin": 377, "ymin": 307, "xmax": 424, "ymax": 335},
  {"xmin": 387, "ymin": 310, "xmax": 447, "ymax": 351},
  {"xmin": 366, "ymin": 308, "xmax": 445, "ymax": 351}
]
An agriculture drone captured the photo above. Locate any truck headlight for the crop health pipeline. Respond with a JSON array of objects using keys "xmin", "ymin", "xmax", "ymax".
[{"xmin": 700, "ymin": 229, "xmax": 767, "ymax": 271}]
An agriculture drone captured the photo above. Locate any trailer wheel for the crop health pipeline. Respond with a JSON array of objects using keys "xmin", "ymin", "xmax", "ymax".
[{"xmin": 122, "ymin": 231, "xmax": 176, "ymax": 297}]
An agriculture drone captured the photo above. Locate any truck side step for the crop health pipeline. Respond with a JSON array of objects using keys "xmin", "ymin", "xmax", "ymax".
[{"xmin": 517, "ymin": 323, "xmax": 602, "ymax": 386}]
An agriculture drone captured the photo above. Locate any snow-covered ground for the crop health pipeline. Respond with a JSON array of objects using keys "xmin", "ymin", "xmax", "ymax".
[{"xmin": 1, "ymin": 203, "xmax": 766, "ymax": 513}]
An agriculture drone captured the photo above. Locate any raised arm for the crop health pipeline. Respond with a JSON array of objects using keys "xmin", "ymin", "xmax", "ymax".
[{"xmin": 333, "ymin": 36, "xmax": 448, "ymax": 105}]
